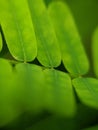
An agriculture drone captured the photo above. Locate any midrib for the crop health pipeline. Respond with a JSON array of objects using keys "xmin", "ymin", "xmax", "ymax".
[
  {"xmin": 28, "ymin": 2, "xmax": 54, "ymax": 67},
  {"xmin": 9, "ymin": 1, "xmax": 26, "ymax": 62}
]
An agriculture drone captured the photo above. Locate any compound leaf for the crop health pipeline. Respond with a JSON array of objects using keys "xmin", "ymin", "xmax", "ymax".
[
  {"xmin": 43, "ymin": 69, "xmax": 76, "ymax": 117},
  {"xmin": 0, "ymin": 0, "xmax": 37, "ymax": 62},
  {"xmin": 48, "ymin": 1, "xmax": 89, "ymax": 77},
  {"xmin": 73, "ymin": 77, "xmax": 98, "ymax": 109},
  {"xmin": 28, "ymin": 0, "xmax": 61, "ymax": 67}
]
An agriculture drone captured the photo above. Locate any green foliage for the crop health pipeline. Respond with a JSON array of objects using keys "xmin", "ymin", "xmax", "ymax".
[
  {"xmin": 0, "ymin": 0, "xmax": 37, "ymax": 62},
  {"xmin": 0, "ymin": 0, "xmax": 98, "ymax": 130},
  {"xmin": 48, "ymin": 1, "xmax": 89, "ymax": 77},
  {"xmin": 73, "ymin": 78, "xmax": 98, "ymax": 109},
  {"xmin": 28, "ymin": 0, "xmax": 61, "ymax": 67},
  {"xmin": 43, "ymin": 69, "xmax": 76, "ymax": 117},
  {"xmin": 15, "ymin": 63, "xmax": 44, "ymax": 114},
  {"xmin": 0, "ymin": 59, "xmax": 20, "ymax": 127}
]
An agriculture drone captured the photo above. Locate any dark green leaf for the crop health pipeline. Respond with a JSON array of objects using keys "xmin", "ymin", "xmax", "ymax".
[
  {"xmin": 73, "ymin": 77, "xmax": 98, "ymax": 109},
  {"xmin": 43, "ymin": 69, "xmax": 76, "ymax": 117},
  {"xmin": 0, "ymin": 0, "xmax": 37, "ymax": 62},
  {"xmin": 28, "ymin": 0, "xmax": 61, "ymax": 67},
  {"xmin": 48, "ymin": 1, "xmax": 89, "ymax": 76}
]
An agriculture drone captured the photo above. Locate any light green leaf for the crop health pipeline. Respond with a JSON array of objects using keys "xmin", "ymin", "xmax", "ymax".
[
  {"xmin": 28, "ymin": 0, "xmax": 61, "ymax": 67},
  {"xmin": 48, "ymin": 1, "xmax": 89, "ymax": 76},
  {"xmin": 43, "ymin": 69, "xmax": 76, "ymax": 117},
  {"xmin": 14, "ymin": 63, "xmax": 44, "ymax": 114},
  {"xmin": 83, "ymin": 125, "xmax": 98, "ymax": 130},
  {"xmin": 73, "ymin": 77, "xmax": 98, "ymax": 109},
  {"xmin": 0, "ymin": 58, "xmax": 20, "ymax": 126},
  {"xmin": 0, "ymin": 0, "xmax": 37, "ymax": 62},
  {"xmin": 92, "ymin": 27, "xmax": 98, "ymax": 77},
  {"xmin": 0, "ymin": 33, "xmax": 3, "ymax": 51}
]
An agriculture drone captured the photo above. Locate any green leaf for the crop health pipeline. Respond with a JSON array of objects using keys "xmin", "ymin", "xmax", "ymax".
[
  {"xmin": 0, "ymin": 58, "xmax": 20, "ymax": 126},
  {"xmin": 0, "ymin": 33, "xmax": 3, "ymax": 51},
  {"xmin": 14, "ymin": 63, "xmax": 44, "ymax": 114},
  {"xmin": 48, "ymin": 1, "xmax": 89, "ymax": 76},
  {"xmin": 83, "ymin": 125, "xmax": 98, "ymax": 130},
  {"xmin": 43, "ymin": 69, "xmax": 76, "ymax": 117},
  {"xmin": 92, "ymin": 27, "xmax": 98, "ymax": 77},
  {"xmin": 72, "ymin": 77, "xmax": 98, "ymax": 109},
  {"xmin": 0, "ymin": 0, "xmax": 37, "ymax": 62},
  {"xmin": 28, "ymin": 0, "xmax": 61, "ymax": 67}
]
